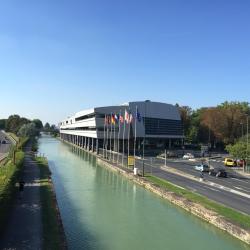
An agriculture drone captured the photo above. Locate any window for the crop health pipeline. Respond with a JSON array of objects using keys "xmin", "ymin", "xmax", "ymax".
[
  {"xmin": 143, "ymin": 117, "xmax": 183, "ymax": 136},
  {"xmin": 75, "ymin": 113, "xmax": 95, "ymax": 122}
]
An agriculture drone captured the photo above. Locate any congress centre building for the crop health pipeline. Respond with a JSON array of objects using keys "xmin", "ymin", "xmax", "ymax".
[{"xmin": 59, "ymin": 101, "xmax": 184, "ymax": 154}]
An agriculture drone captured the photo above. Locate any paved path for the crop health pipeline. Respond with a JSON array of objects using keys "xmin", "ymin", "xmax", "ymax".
[{"xmin": 0, "ymin": 144, "xmax": 42, "ymax": 250}]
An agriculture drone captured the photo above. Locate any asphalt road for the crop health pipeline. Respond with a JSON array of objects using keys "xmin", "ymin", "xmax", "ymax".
[
  {"xmin": 136, "ymin": 156, "xmax": 250, "ymax": 215},
  {"xmin": 0, "ymin": 130, "xmax": 11, "ymax": 157},
  {"xmin": 145, "ymin": 157, "xmax": 250, "ymax": 196}
]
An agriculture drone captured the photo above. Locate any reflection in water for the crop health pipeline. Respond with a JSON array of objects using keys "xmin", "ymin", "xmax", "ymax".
[{"xmin": 39, "ymin": 136, "xmax": 250, "ymax": 250}]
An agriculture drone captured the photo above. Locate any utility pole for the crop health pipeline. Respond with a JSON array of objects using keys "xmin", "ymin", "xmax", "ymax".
[
  {"xmin": 247, "ymin": 116, "xmax": 249, "ymax": 171},
  {"xmin": 241, "ymin": 122, "xmax": 244, "ymax": 138}
]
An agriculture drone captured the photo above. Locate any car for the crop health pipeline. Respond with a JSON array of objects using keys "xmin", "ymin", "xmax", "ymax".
[
  {"xmin": 166, "ymin": 151, "xmax": 178, "ymax": 158},
  {"xmin": 236, "ymin": 159, "xmax": 245, "ymax": 167},
  {"xmin": 209, "ymin": 168, "xmax": 227, "ymax": 178},
  {"xmin": 1, "ymin": 140, "xmax": 6, "ymax": 144},
  {"xmin": 224, "ymin": 158, "xmax": 236, "ymax": 167},
  {"xmin": 194, "ymin": 164, "xmax": 210, "ymax": 172},
  {"xmin": 183, "ymin": 153, "xmax": 194, "ymax": 159}
]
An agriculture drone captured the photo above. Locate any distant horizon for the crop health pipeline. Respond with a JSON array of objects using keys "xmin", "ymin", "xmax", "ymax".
[{"xmin": 1, "ymin": 99, "xmax": 249, "ymax": 125}]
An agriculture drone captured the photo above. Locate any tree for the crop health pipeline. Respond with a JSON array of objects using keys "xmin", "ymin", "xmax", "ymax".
[
  {"xmin": 5, "ymin": 115, "xmax": 30, "ymax": 134},
  {"xmin": 178, "ymin": 106, "xmax": 192, "ymax": 134},
  {"xmin": 226, "ymin": 134, "xmax": 250, "ymax": 160},
  {"xmin": 44, "ymin": 122, "xmax": 50, "ymax": 131},
  {"xmin": 201, "ymin": 102, "xmax": 250, "ymax": 145},
  {"xmin": 33, "ymin": 119, "xmax": 43, "ymax": 130},
  {"xmin": 0, "ymin": 119, "xmax": 6, "ymax": 130},
  {"xmin": 17, "ymin": 122, "xmax": 38, "ymax": 137}
]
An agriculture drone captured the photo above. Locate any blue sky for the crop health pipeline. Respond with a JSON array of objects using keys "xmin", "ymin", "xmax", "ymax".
[{"xmin": 0, "ymin": 0, "xmax": 249, "ymax": 124}]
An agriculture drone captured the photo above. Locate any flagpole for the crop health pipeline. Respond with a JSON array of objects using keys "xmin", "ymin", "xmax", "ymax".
[
  {"xmin": 134, "ymin": 106, "xmax": 137, "ymax": 169},
  {"xmin": 110, "ymin": 113, "xmax": 112, "ymax": 161},
  {"xmin": 103, "ymin": 114, "xmax": 106, "ymax": 158},
  {"xmin": 122, "ymin": 110, "xmax": 126, "ymax": 167},
  {"xmin": 113, "ymin": 114, "xmax": 115, "ymax": 163},
  {"xmin": 117, "ymin": 110, "xmax": 121, "ymax": 165},
  {"xmin": 106, "ymin": 117, "xmax": 109, "ymax": 159},
  {"xmin": 127, "ymin": 110, "xmax": 130, "ymax": 168}
]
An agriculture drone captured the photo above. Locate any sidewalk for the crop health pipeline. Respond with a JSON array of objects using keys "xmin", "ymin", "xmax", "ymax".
[{"xmin": 0, "ymin": 144, "xmax": 42, "ymax": 250}]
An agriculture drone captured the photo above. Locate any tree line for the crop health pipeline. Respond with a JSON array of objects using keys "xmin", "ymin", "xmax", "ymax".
[
  {"xmin": 178, "ymin": 101, "xmax": 250, "ymax": 159},
  {"xmin": 0, "ymin": 115, "xmax": 58, "ymax": 137}
]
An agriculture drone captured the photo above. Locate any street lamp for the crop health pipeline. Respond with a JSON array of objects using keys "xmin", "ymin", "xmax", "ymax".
[
  {"xmin": 246, "ymin": 116, "xmax": 249, "ymax": 171},
  {"xmin": 240, "ymin": 122, "xmax": 244, "ymax": 138}
]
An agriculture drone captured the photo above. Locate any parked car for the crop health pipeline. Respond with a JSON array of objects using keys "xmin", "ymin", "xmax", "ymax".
[
  {"xmin": 183, "ymin": 153, "xmax": 194, "ymax": 159},
  {"xmin": 236, "ymin": 159, "xmax": 246, "ymax": 167},
  {"xmin": 1, "ymin": 140, "xmax": 6, "ymax": 144},
  {"xmin": 166, "ymin": 151, "xmax": 178, "ymax": 158},
  {"xmin": 194, "ymin": 164, "xmax": 210, "ymax": 172},
  {"xmin": 209, "ymin": 168, "xmax": 227, "ymax": 178},
  {"xmin": 224, "ymin": 158, "xmax": 236, "ymax": 167}
]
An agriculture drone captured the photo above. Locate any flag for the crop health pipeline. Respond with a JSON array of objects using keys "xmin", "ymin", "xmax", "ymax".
[
  {"xmin": 115, "ymin": 114, "xmax": 119, "ymax": 122},
  {"xmin": 104, "ymin": 115, "xmax": 108, "ymax": 125},
  {"xmin": 129, "ymin": 113, "xmax": 133, "ymax": 123},
  {"xmin": 111, "ymin": 114, "xmax": 116, "ymax": 124},
  {"xmin": 119, "ymin": 115, "xmax": 124, "ymax": 123},
  {"xmin": 107, "ymin": 115, "xmax": 111, "ymax": 124},
  {"xmin": 125, "ymin": 109, "xmax": 130, "ymax": 123},
  {"xmin": 136, "ymin": 109, "xmax": 141, "ymax": 122}
]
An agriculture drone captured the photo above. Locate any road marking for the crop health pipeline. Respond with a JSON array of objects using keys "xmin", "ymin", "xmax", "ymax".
[
  {"xmin": 233, "ymin": 186, "xmax": 250, "ymax": 193},
  {"xmin": 231, "ymin": 177, "xmax": 249, "ymax": 184},
  {"xmin": 186, "ymin": 186, "xmax": 197, "ymax": 192},
  {"xmin": 207, "ymin": 187, "xmax": 220, "ymax": 192},
  {"xmin": 160, "ymin": 165, "xmax": 250, "ymax": 200}
]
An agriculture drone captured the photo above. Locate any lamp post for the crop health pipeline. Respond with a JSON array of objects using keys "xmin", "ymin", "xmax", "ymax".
[
  {"xmin": 240, "ymin": 122, "xmax": 244, "ymax": 138},
  {"xmin": 247, "ymin": 116, "xmax": 249, "ymax": 171}
]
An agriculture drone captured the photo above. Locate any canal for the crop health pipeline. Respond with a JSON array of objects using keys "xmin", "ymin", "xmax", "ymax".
[{"xmin": 38, "ymin": 135, "xmax": 249, "ymax": 250}]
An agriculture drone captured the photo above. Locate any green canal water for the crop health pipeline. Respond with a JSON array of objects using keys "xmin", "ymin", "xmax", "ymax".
[{"xmin": 38, "ymin": 135, "xmax": 249, "ymax": 250}]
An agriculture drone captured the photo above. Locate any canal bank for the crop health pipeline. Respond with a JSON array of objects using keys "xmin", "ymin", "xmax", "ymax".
[{"xmin": 60, "ymin": 137, "xmax": 250, "ymax": 246}]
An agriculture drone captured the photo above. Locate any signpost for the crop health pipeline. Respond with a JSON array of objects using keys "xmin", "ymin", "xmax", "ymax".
[{"xmin": 128, "ymin": 156, "xmax": 135, "ymax": 167}]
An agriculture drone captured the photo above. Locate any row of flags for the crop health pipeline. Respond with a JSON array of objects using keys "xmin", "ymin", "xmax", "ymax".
[
  {"xmin": 104, "ymin": 108, "xmax": 141, "ymax": 125},
  {"xmin": 103, "ymin": 106, "xmax": 142, "ymax": 167}
]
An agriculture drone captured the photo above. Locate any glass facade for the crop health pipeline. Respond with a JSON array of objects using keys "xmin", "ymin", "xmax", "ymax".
[{"xmin": 143, "ymin": 117, "xmax": 183, "ymax": 136}]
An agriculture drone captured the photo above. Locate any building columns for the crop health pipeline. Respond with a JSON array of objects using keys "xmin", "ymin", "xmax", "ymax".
[{"xmin": 96, "ymin": 139, "xmax": 99, "ymax": 154}]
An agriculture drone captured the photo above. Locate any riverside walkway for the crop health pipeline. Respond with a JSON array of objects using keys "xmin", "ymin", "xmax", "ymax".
[{"xmin": 0, "ymin": 144, "xmax": 42, "ymax": 250}]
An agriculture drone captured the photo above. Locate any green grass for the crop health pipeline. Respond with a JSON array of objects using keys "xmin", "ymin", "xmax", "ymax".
[
  {"xmin": 35, "ymin": 156, "xmax": 62, "ymax": 250},
  {"xmin": 146, "ymin": 174, "xmax": 250, "ymax": 230},
  {"xmin": 0, "ymin": 151, "xmax": 25, "ymax": 232}
]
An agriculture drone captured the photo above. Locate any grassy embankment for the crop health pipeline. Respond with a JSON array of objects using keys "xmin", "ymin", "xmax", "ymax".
[
  {"xmin": 146, "ymin": 174, "xmax": 250, "ymax": 230},
  {"xmin": 35, "ymin": 156, "xmax": 63, "ymax": 249},
  {"xmin": 0, "ymin": 136, "xmax": 28, "ymax": 233}
]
